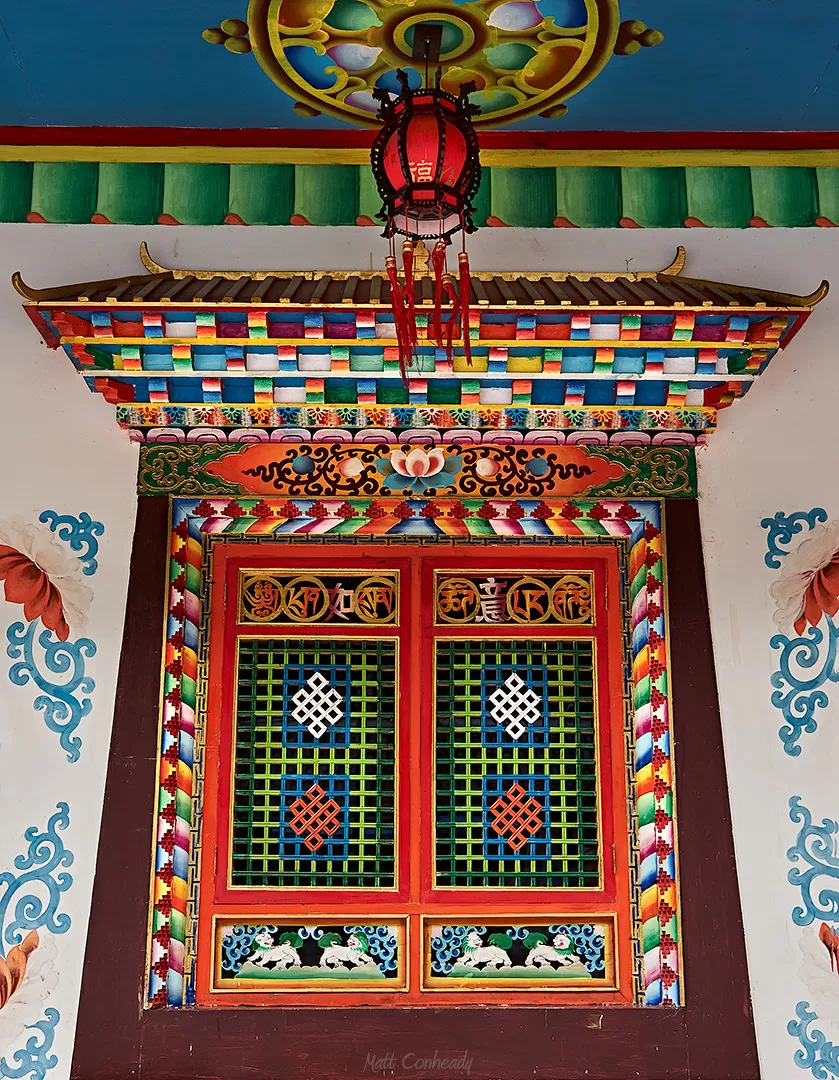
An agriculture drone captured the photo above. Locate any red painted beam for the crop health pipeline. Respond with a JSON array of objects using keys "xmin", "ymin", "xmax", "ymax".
[{"xmin": 3, "ymin": 126, "xmax": 839, "ymax": 151}]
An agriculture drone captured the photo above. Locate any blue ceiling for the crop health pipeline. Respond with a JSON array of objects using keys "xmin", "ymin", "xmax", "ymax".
[{"xmin": 1, "ymin": 0, "xmax": 837, "ymax": 131}]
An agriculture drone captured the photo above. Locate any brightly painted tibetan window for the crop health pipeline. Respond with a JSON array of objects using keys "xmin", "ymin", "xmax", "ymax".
[{"xmin": 177, "ymin": 539, "xmax": 672, "ymax": 1006}]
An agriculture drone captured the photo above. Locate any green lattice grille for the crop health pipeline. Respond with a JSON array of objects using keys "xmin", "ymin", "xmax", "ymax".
[
  {"xmin": 232, "ymin": 638, "xmax": 396, "ymax": 888},
  {"xmin": 435, "ymin": 639, "xmax": 598, "ymax": 888}
]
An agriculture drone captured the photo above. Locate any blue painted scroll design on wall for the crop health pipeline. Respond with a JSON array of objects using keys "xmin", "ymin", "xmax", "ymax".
[
  {"xmin": 38, "ymin": 511, "xmax": 104, "ymax": 577},
  {"xmin": 764, "ymin": 508, "xmax": 839, "ymax": 755},
  {"xmin": 789, "ymin": 1003, "xmax": 839, "ymax": 1079},
  {"xmin": 771, "ymin": 619, "xmax": 839, "ymax": 756},
  {"xmin": 1, "ymin": 513, "xmax": 104, "ymax": 761},
  {"xmin": 0, "ymin": 806, "xmax": 73, "ymax": 1080},
  {"xmin": 6, "ymin": 624, "xmax": 96, "ymax": 763},
  {"xmin": 0, "ymin": 1009, "xmax": 60, "ymax": 1080},
  {"xmin": 788, "ymin": 798, "xmax": 839, "ymax": 1076},
  {"xmin": 0, "ymin": 803, "xmax": 73, "ymax": 954},
  {"xmin": 787, "ymin": 797, "xmax": 839, "ymax": 928},
  {"xmin": 762, "ymin": 509, "xmax": 828, "ymax": 569}
]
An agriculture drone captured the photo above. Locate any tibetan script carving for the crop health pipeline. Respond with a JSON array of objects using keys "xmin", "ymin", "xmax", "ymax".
[
  {"xmin": 239, "ymin": 570, "xmax": 399, "ymax": 625},
  {"xmin": 434, "ymin": 571, "xmax": 593, "ymax": 626}
]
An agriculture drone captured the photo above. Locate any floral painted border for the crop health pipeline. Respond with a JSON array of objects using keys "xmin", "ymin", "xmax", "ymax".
[
  {"xmin": 787, "ymin": 797, "xmax": 839, "ymax": 1078},
  {"xmin": 0, "ymin": 804, "xmax": 74, "ymax": 1080},
  {"xmin": 0, "ymin": 514, "xmax": 94, "ymax": 1076},
  {"xmin": 148, "ymin": 495, "xmax": 680, "ymax": 1007},
  {"xmin": 1, "ymin": 513, "xmax": 104, "ymax": 761},
  {"xmin": 763, "ymin": 509, "xmax": 839, "ymax": 755}
]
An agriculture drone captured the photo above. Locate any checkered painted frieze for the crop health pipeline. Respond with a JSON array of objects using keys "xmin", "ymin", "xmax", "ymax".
[{"xmin": 18, "ymin": 248, "xmax": 821, "ymax": 441}]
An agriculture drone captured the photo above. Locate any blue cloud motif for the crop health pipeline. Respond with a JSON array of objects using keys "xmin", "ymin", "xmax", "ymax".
[
  {"xmin": 0, "ymin": 807, "xmax": 73, "ymax": 1080},
  {"xmin": 0, "ymin": 1008, "xmax": 60, "ymax": 1080},
  {"xmin": 789, "ymin": 1002, "xmax": 839, "ymax": 1079},
  {"xmin": 762, "ymin": 509, "xmax": 827, "ymax": 570},
  {"xmin": 39, "ymin": 511, "xmax": 104, "ymax": 577},
  {"xmin": 0, "ymin": 803, "xmax": 73, "ymax": 954},
  {"xmin": 7, "ymin": 623, "xmax": 96, "ymax": 763}
]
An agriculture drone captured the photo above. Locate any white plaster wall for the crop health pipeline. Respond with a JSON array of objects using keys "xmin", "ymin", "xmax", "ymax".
[
  {"xmin": 0, "ymin": 228, "xmax": 140, "ymax": 1076},
  {"xmin": 0, "ymin": 225, "xmax": 835, "ymax": 1079}
]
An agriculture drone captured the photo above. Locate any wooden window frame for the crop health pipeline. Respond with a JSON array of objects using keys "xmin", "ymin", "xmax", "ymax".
[
  {"xmin": 72, "ymin": 497, "xmax": 759, "ymax": 1080},
  {"xmin": 197, "ymin": 544, "xmax": 631, "ymax": 1006}
]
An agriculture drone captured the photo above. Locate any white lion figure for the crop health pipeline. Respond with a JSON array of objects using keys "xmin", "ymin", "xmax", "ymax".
[
  {"xmin": 524, "ymin": 931, "xmax": 579, "ymax": 968},
  {"xmin": 460, "ymin": 930, "xmax": 512, "ymax": 970},
  {"xmin": 318, "ymin": 932, "xmax": 378, "ymax": 969},
  {"xmin": 249, "ymin": 930, "xmax": 302, "ymax": 970}
]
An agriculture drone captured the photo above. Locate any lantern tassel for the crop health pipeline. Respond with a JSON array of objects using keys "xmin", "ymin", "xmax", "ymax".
[
  {"xmin": 402, "ymin": 239, "xmax": 419, "ymax": 361},
  {"xmin": 458, "ymin": 250, "xmax": 473, "ymax": 367},
  {"xmin": 442, "ymin": 272, "xmax": 460, "ymax": 362},
  {"xmin": 386, "ymin": 254, "xmax": 411, "ymax": 386},
  {"xmin": 431, "ymin": 240, "xmax": 448, "ymax": 348}
]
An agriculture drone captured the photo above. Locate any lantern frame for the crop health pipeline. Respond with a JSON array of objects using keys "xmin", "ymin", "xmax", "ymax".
[{"xmin": 371, "ymin": 70, "xmax": 482, "ymax": 242}]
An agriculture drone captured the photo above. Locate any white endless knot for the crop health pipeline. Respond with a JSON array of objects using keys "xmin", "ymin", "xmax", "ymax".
[
  {"xmin": 488, "ymin": 673, "xmax": 542, "ymax": 740},
  {"xmin": 291, "ymin": 672, "xmax": 344, "ymax": 739}
]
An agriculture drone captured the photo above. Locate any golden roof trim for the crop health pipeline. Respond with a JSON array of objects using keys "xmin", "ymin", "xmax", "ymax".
[
  {"xmin": 11, "ymin": 244, "xmax": 828, "ymax": 310},
  {"xmin": 135, "ymin": 241, "xmax": 684, "ymax": 284}
]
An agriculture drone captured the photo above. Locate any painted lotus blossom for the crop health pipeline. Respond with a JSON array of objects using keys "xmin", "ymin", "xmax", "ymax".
[
  {"xmin": 0, "ymin": 931, "xmax": 39, "ymax": 1013},
  {"xmin": 798, "ymin": 923, "xmax": 839, "ymax": 1029},
  {"xmin": 0, "ymin": 520, "xmax": 93, "ymax": 641},
  {"xmin": 771, "ymin": 520, "xmax": 839, "ymax": 635},
  {"xmin": 0, "ymin": 932, "xmax": 58, "ymax": 1052},
  {"xmin": 376, "ymin": 447, "xmax": 463, "ymax": 494}
]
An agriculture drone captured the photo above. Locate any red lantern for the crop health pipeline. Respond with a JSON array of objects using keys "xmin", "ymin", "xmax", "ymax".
[
  {"xmin": 370, "ymin": 70, "xmax": 482, "ymax": 378},
  {"xmin": 371, "ymin": 70, "xmax": 481, "ymax": 241}
]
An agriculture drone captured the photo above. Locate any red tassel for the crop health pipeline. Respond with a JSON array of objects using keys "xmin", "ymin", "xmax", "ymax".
[
  {"xmin": 442, "ymin": 272, "xmax": 460, "ymax": 362},
  {"xmin": 458, "ymin": 250, "xmax": 473, "ymax": 367},
  {"xmin": 386, "ymin": 254, "xmax": 410, "ymax": 386},
  {"xmin": 402, "ymin": 240, "xmax": 418, "ymax": 359},
  {"xmin": 431, "ymin": 241, "xmax": 448, "ymax": 347}
]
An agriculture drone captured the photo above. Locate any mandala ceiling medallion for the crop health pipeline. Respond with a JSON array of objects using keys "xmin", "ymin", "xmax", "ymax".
[{"xmin": 204, "ymin": 0, "xmax": 663, "ymax": 128}]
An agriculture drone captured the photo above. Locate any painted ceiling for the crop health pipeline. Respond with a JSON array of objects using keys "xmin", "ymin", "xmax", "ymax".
[{"xmin": 1, "ymin": 0, "xmax": 838, "ymax": 132}]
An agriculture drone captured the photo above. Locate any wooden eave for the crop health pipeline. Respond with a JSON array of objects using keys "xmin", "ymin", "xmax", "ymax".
[{"xmin": 12, "ymin": 245, "xmax": 829, "ymax": 313}]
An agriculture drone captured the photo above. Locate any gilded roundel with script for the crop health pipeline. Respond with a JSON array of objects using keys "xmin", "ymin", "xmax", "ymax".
[{"xmin": 204, "ymin": 0, "xmax": 662, "ymax": 128}]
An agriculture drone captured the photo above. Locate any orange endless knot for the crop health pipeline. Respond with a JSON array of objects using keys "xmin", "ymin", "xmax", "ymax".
[
  {"xmin": 287, "ymin": 783, "xmax": 342, "ymax": 853},
  {"xmin": 488, "ymin": 782, "xmax": 544, "ymax": 852}
]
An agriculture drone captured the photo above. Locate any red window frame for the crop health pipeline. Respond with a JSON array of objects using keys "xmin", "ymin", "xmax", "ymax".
[{"xmin": 195, "ymin": 542, "xmax": 633, "ymax": 1005}]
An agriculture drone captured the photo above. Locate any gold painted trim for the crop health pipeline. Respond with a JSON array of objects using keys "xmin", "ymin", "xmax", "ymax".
[
  {"xmin": 12, "ymin": 242, "xmax": 827, "ymax": 310},
  {"xmin": 433, "ymin": 568, "xmax": 595, "ymax": 627},
  {"xmin": 35, "ymin": 301, "xmax": 822, "ymax": 312},
  {"xmin": 6, "ymin": 143, "xmax": 839, "ymax": 167},
  {"xmin": 419, "ymin": 913, "xmax": 618, "ymax": 992},
  {"xmin": 237, "ymin": 567, "xmax": 400, "ymax": 627},
  {"xmin": 227, "ymin": 633, "xmax": 401, "ymax": 893},
  {"xmin": 430, "ymin": 632, "xmax": 603, "ymax": 893},
  {"xmin": 210, "ymin": 914, "xmax": 410, "ymax": 992},
  {"xmin": 135, "ymin": 242, "xmax": 685, "ymax": 283}
]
